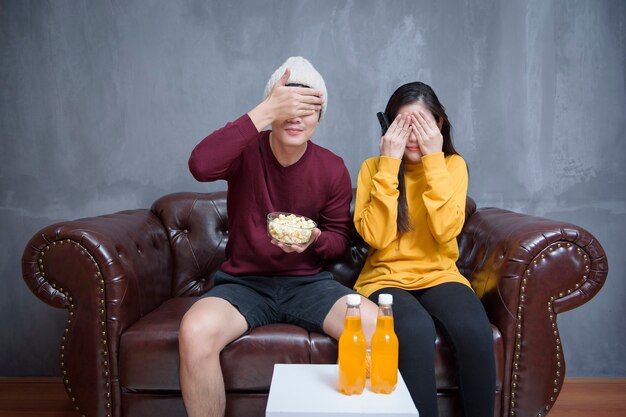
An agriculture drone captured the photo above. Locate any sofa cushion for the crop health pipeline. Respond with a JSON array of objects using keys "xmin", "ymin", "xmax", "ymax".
[
  {"xmin": 120, "ymin": 298, "xmax": 311, "ymax": 392},
  {"xmin": 120, "ymin": 297, "xmax": 194, "ymax": 391},
  {"xmin": 120, "ymin": 296, "xmax": 503, "ymax": 393}
]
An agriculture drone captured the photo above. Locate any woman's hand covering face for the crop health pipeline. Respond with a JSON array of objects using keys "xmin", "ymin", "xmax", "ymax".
[
  {"xmin": 379, "ymin": 113, "xmax": 411, "ymax": 159},
  {"xmin": 410, "ymin": 111, "xmax": 443, "ymax": 156}
]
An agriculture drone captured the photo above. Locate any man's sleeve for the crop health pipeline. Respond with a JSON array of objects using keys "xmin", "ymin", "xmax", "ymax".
[{"xmin": 188, "ymin": 114, "xmax": 260, "ymax": 182}]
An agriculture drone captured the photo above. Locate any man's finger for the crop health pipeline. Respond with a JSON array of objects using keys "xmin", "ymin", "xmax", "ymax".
[
  {"xmin": 277, "ymin": 68, "xmax": 291, "ymax": 86},
  {"xmin": 299, "ymin": 95, "xmax": 324, "ymax": 105},
  {"xmin": 295, "ymin": 86, "xmax": 323, "ymax": 96},
  {"xmin": 298, "ymin": 109, "xmax": 317, "ymax": 117}
]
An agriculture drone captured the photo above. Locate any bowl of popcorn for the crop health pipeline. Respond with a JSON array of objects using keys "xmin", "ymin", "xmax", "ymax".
[{"xmin": 267, "ymin": 212, "xmax": 317, "ymax": 245}]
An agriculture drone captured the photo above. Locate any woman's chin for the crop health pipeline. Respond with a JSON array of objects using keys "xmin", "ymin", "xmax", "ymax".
[{"xmin": 403, "ymin": 152, "xmax": 423, "ymax": 164}]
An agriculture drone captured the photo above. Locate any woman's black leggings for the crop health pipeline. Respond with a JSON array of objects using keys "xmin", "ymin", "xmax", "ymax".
[{"xmin": 370, "ymin": 283, "xmax": 495, "ymax": 417}]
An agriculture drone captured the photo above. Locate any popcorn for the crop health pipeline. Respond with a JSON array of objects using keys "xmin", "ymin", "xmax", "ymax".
[{"xmin": 267, "ymin": 212, "xmax": 316, "ymax": 244}]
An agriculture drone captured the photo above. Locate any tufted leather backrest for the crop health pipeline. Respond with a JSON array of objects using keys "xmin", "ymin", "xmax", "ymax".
[
  {"xmin": 151, "ymin": 191, "xmax": 477, "ymax": 296},
  {"xmin": 151, "ymin": 192, "xmax": 228, "ymax": 296}
]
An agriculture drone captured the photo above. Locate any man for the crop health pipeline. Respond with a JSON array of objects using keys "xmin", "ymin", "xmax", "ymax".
[{"xmin": 180, "ymin": 56, "xmax": 378, "ymax": 417}]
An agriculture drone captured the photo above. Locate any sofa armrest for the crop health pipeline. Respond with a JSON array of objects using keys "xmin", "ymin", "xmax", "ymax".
[
  {"xmin": 457, "ymin": 207, "xmax": 608, "ymax": 417},
  {"xmin": 22, "ymin": 209, "xmax": 173, "ymax": 417}
]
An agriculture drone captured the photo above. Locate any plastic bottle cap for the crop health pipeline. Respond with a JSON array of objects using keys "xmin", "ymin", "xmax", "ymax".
[
  {"xmin": 378, "ymin": 293, "xmax": 393, "ymax": 305},
  {"xmin": 346, "ymin": 294, "xmax": 361, "ymax": 306}
]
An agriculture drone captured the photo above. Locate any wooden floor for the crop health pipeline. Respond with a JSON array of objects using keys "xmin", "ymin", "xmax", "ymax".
[
  {"xmin": 0, "ymin": 378, "xmax": 79, "ymax": 417},
  {"xmin": 0, "ymin": 378, "xmax": 624, "ymax": 417},
  {"xmin": 548, "ymin": 379, "xmax": 626, "ymax": 417}
]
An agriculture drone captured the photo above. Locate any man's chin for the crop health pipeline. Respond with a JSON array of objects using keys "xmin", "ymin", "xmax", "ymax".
[{"xmin": 275, "ymin": 134, "xmax": 310, "ymax": 147}]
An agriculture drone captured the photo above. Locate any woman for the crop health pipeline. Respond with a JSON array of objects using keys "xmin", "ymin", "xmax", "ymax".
[{"xmin": 354, "ymin": 82, "xmax": 495, "ymax": 417}]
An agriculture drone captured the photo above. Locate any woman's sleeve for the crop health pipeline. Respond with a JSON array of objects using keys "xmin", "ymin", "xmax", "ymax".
[
  {"xmin": 353, "ymin": 157, "xmax": 402, "ymax": 249},
  {"xmin": 421, "ymin": 153, "xmax": 468, "ymax": 243},
  {"xmin": 188, "ymin": 114, "xmax": 259, "ymax": 182}
]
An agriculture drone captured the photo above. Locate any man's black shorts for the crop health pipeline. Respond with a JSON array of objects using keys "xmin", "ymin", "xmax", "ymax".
[{"xmin": 200, "ymin": 270, "xmax": 355, "ymax": 333}]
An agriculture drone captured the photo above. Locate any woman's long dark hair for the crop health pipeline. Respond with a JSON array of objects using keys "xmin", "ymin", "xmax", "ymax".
[{"xmin": 384, "ymin": 82, "xmax": 460, "ymax": 234}]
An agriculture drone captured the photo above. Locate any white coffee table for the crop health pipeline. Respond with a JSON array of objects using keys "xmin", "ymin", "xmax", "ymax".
[{"xmin": 265, "ymin": 364, "xmax": 419, "ymax": 417}]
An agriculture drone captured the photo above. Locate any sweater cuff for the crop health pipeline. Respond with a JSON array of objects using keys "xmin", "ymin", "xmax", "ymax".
[
  {"xmin": 372, "ymin": 156, "xmax": 401, "ymax": 194},
  {"xmin": 378, "ymin": 156, "xmax": 402, "ymax": 175},
  {"xmin": 421, "ymin": 152, "xmax": 450, "ymax": 185},
  {"xmin": 421, "ymin": 152, "xmax": 445, "ymax": 170}
]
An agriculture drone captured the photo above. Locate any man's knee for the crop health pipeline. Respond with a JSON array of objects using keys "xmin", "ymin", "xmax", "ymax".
[
  {"xmin": 180, "ymin": 312, "xmax": 218, "ymax": 358},
  {"xmin": 179, "ymin": 301, "xmax": 243, "ymax": 360}
]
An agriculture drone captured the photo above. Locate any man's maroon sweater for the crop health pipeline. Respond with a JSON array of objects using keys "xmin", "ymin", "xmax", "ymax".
[{"xmin": 188, "ymin": 114, "xmax": 352, "ymax": 277}]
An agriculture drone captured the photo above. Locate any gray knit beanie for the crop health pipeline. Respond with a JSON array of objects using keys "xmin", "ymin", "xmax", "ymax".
[{"xmin": 263, "ymin": 56, "xmax": 327, "ymax": 120}]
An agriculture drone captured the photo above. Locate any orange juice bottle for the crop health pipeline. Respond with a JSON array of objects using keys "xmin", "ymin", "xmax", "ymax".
[
  {"xmin": 338, "ymin": 294, "xmax": 366, "ymax": 395},
  {"xmin": 371, "ymin": 293, "xmax": 398, "ymax": 394}
]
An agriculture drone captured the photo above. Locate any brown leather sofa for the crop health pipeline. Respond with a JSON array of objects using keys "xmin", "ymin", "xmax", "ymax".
[{"xmin": 22, "ymin": 191, "xmax": 608, "ymax": 417}]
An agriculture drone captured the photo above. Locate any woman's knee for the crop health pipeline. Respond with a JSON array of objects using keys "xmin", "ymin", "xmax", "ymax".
[
  {"xmin": 370, "ymin": 288, "xmax": 437, "ymax": 345},
  {"xmin": 466, "ymin": 319, "xmax": 494, "ymax": 356},
  {"xmin": 443, "ymin": 314, "xmax": 494, "ymax": 360},
  {"xmin": 397, "ymin": 311, "xmax": 436, "ymax": 343}
]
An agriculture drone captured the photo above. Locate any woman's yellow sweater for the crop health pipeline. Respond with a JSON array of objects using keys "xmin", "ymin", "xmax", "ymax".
[{"xmin": 353, "ymin": 152, "xmax": 471, "ymax": 297}]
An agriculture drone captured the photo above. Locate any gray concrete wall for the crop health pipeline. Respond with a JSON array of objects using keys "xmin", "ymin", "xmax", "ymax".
[{"xmin": 1, "ymin": 0, "xmax": 624, "ymax": 377}]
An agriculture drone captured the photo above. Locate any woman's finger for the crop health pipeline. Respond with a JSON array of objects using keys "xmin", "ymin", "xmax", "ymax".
[
  {"xmin": 409, "ymin": 120, "xmax": 420, "ymax": 140},
  {"xmin": 414, "ymin": 112, "xmax": 429, "ymax": 134},
  {"xmin": 399, "ymin": 113, "xmax": 410, "ymax": 131},
  {"xmin": 416, "ymin": 114, "xmax": 433, "ymax": 140},
  {"xmin": 411, "ymin": 115, "xmax": 427, "ymax": 140},
  {"xmin": 398, "ymin": 120, "xmax": 410, "ymax": 142},
  {"xmin": 395, "ymin": 114, "xmax": 411, "ymax": 140},
  {"xmin": 386, "ymin": 114, "xmax": 403, "ymax": 137},
  {"xmin": 411, "ymin": 123, "xmax": 425, "ymax": 150},
  {"xmin": 417, "ymin": 111, "xmax": 437, "ymax": 133}
]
